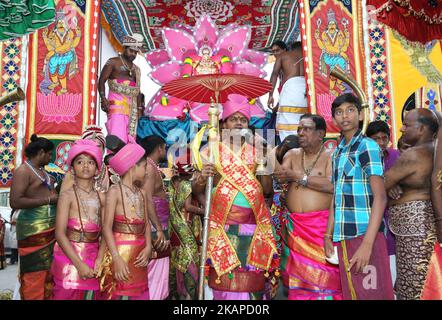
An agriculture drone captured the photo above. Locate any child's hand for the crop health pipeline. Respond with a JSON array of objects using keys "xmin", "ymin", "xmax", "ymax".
[
  {"xmin": 153, "ymin": 230, "xmax": 168, "ymax": 252},
  {"xmin": 113, "ymin": 255, "xmax": 131, "ymax": 282},
  {"xmin": 134, "ymin": 247, "xmax": 151, "ymax": 268},
  {"xmin": 77, "ymin": 262, "xmax": 95, "ymax": 280},
  {"xmin": 324, "ymin": 236, "xmax": 334, "ymax": 258},
  {"xmin": 93, "ymin": 257, "xmax": 103, "ymax": 275},
  {"xmin": 348, "ymin": 242, "xmax": 372, "ymax": 274}
]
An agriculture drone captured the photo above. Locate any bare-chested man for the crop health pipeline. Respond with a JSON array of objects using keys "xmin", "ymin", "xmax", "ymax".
[
  {"xmin": 385, "ymin": 108, "xmax": 439, "ymax": 300},
  {"xmin": 269, "ymin": 40, "xmax": 288, "ymax": 60},
  {"xmin": 268, "ymin": 42, "xmax": 308, "ymax": 141},
  {"xmin": 138, "ymin": 135, "xmax": 170, "ymax": 300},
  {"xmin": 274, "ymin": 114, "xmax": 341, "ymax": 300},
  {"xmin": 431, "ymin": 111, "xmax": 442, "ymax": 246},
  {"xmin": 266, "ymin": 40, "xmax": 287, "ymax": 115},
  {"xmin": 98, "ymin": 33, "xmax": 144, "ymax": 143},
  {"xmin": 10, "ymin": 134, "xmax": 58, "ymax": 300}
]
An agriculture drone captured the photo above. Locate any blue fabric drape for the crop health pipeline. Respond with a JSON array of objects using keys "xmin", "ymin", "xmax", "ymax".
[
  {"xmin": 137, "ymin": 114, "xmax": 199, "ymax": 146},
  {"xmin": 137, "ymin": 112, "xmax": 274, "ymax": 146}
]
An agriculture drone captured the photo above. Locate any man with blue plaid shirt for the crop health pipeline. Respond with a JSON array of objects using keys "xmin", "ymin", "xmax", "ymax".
[{"xmin": 324, "ymin": 93, "xmax": 394, "ymax": 300}]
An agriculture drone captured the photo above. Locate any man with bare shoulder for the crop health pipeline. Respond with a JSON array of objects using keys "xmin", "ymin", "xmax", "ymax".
[
  {"xmin": 431, "ymin": 111, "xmax": 442, "ymax": 251},
  {"xmin": 275, "ymin": 114, "xmax": 341, "ymax": 300},
  {"xmin": 98, "ymin": 34, "xmax": 144, "ymax": 143},
  {"xmin": 268, "ymin": 42, "xmax": 307, "ymax": 140},
  {"xmin": 138, "ymin": 135, "xmax": 170, "ymax": 300},
  {"xmin": 9, "ymin": 135, "xmax": 58, "ymax": 300},
  {"xmin": 385, "ymin": 108, "xmax": 439, "ymax": 300}
]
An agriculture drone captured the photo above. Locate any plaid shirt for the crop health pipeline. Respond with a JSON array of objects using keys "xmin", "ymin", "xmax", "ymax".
[{"xmin": 331, "ymin": 130, "xmax": 384, "ymax": 242}]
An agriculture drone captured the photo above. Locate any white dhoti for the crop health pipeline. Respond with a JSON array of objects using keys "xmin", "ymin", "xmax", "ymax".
[{"xmin": 276, "ymin": 76, "xmax": 308, "ymax": 141}]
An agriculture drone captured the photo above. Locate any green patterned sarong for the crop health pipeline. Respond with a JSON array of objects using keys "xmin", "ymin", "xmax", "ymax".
[
  {"xmin": 168, "ymin": 180, "xmax": 201, "ymax": 299},
  {"xmin": 16, "ymin": 204, "xmax": 56, "ymax": 274}
]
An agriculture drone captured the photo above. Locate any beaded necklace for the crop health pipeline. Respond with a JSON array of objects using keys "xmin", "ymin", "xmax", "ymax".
[
  {"xmin": 146, "ymin": 157, "xmax": 166, "ymax": 193},
  {"xmin": 25, "ymin": 160, "xmax": 52, "ymax": 190},
  {"xmin": 73, "ymin": 185, "xmax": 101, "ymax": 241}
]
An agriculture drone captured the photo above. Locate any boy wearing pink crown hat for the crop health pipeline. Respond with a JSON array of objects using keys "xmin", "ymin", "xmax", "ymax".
[
  {"xmin": 192, "ymin": 94, "xmax": 278, "ymax": 300},
  {"xmin": 61, "ymin": 126, "xmax": 109, "ymax": 193},
  {"xmin": 51, "ymin": 139, "xmax": 106, "ymax": 299},
  {"xmin": 98, "ymin": 33, "xmax": 144, "ymax": 144},
  {"xmin": 99, "ymin": 141, "xmax": 152, "ymax": 300}
]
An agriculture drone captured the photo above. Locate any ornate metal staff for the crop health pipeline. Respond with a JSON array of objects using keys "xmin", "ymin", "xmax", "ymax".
[{"xmin": 198, "ymin": 100, "xmax": 220, "ymax": 300}]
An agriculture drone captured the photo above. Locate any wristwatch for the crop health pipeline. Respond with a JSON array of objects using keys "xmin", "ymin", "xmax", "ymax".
[{"xmin": 298, "ymin": 174, "xmax": 308, "ymax": 187}]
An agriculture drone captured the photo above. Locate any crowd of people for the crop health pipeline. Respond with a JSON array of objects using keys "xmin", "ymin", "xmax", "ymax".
[
  {"xmin": 1, "ymin": 35, "xmax": 441, "ymax": 301},
  {"xmin": 3, "ymin": 90, "xmax": 441, "ymax": 300}
]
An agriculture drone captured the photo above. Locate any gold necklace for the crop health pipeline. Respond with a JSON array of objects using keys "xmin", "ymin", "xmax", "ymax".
[
  {"xmin": 73, "ymin": 185, "xmax": 101, "ymax": 241},
  {"xmin": 302, "ymin": 145, "xmax": 324, "ymax": 176},
  {"xmin": 78, "ymin": 189, "xmax": 101, "ymax": 225},
  {"xmin": 75, "ymin": 183, "xmax": 94, "ymax": 195},
  {"xmin": 119, "ymin": 53, "xmax": 135, "ymax": 77},
  {"xmin": 122, "ymin": 184, "xmax": 143, "ymax": 218}
]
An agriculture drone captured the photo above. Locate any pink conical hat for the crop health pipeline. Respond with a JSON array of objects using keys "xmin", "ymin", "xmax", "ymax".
[
  {"xmin": 66, "ymin": 139, "xmax": 103, "ymax": 171},
  {"xmin": 109, "ymin": 143, "xmax": 145, "ymax": 176},
  {"xmin": 222, "ymin": 94, "xmax": 251, "ymax": 121}
]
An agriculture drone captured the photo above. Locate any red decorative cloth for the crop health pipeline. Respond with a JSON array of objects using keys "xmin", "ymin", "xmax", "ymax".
[{"xmin": 367, "ymin": 0, "xmax": 442, "ymax": 43}]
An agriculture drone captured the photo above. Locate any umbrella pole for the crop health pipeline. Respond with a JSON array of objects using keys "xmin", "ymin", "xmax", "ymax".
[{"xmin": 198, "ymin": 97, "xmax": 220, "ymax": 300}]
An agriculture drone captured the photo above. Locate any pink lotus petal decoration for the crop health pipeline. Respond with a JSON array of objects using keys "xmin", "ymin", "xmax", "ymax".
[
  {"xmin": 37, "ymin": 93, "xmax": 82, "ymax": 124},
  {"xmin": 149, "ymin": 61, "xmax": 183, "ymax": 86},
  {"xmin": 145, "ymin": 49, "xmax": 170, "ymax": 68},
  {"xmin": 144, "ymin": 15, "xmax": 268, "ymax": 123},
  {"xmin": 242, "ymin": 49, "xmax": 268, "ymax": 68},
  {"xmin": 215, "ymin": 26, "xmax": 250, "ymax": 62},
  {"xmin": 162, "ymin": 28, "xmax": 197, "ymax": 63},
  {"xmin": 233, "ymin": 61, "xmax": 266, "ymax": 77},
  {"xmin": 146, "ymin": 91, "xmax": 190, "ymax": 121},
  {"xmin": 194, "ymin": 14, "xmax": 219, "ymax": 48}
]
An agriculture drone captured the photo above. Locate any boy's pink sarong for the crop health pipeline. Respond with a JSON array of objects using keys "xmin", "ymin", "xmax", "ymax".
[
  {"xmin": 98, "ymin": 215, "xmax": 149, "ymax": 300},
  {"xmin": 112, "ymin": 216, "xmax": 149, "ymax": 299},
  {"xmin": 106, "ymin": 114, "xmax": 129, "ymax": 144},
  {"xmin": 281, "ymin": 210, "xmax": 342, "ymax": 300},
  {"xmin": 148, "ymin": 196, "xmax": 170, "ymax": 300},
  {"xmin": 148, "ymin": 258, "xmax": 170, "ymax": 300},
  {"xmin": 336, "ymin": 232, "xmax": 394, "ymax": 300},
  {"xmin": 51, "ymin": 218, "xmax": 101, "ymax": 300}
]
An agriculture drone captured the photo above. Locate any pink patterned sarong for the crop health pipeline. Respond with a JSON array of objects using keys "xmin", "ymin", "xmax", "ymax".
[
  {"xmin": 51, "ymin": 218, "xmax": 101, "ymax": 300},
  {"xmin": 106, "ymin": 114, "xmax": 129, "ymax": 144},
  {"xmin": 105, "ymin": 79, "xmax": 138, "ymax": 143},
  {"xmin": 105, "ymin": 215, "xmax": 149, "ymax": 300},
  {"xmin": 281, "ymin": 210, "xmax": 342, "ymax": 300},
  {"xmin": 148, "ymin": 196, "xmax": 170, "ymax": 300}
]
